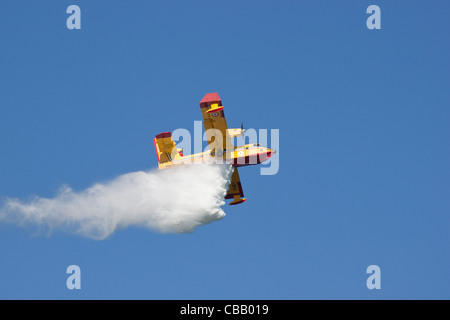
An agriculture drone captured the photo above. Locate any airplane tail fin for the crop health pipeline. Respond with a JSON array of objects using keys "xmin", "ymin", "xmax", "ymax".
[{"xmin": 154, "ymin": 132, "xmax": 182, "ymax": 168}]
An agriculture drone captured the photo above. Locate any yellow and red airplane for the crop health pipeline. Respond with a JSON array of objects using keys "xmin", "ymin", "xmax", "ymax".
[{"xmin": 154, "ymin": 92, "xmax": 275, "ymax": 205}]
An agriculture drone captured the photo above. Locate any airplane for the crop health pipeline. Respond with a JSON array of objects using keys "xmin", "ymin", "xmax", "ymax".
[{"xmin": 154, "ymin": 92, "xmax": 275, "ymax": 205}]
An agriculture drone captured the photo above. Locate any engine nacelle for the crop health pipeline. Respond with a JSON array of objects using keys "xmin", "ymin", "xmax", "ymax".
[{"xmin": 226, "ymin": 128, "xmax": 245, "ymax": 139}]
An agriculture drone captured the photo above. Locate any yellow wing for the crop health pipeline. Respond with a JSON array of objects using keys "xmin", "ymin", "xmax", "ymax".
[
  {"xmin": 200, "ymin": 93, "xmax": 246, "ymax": 205},
  {"xmin": 199, "ymin": 92, "xmax": 233, "ymax": 156},
  {"xmin": 225, "ymin": 168, "xmax": 246, "ymax": 205}
]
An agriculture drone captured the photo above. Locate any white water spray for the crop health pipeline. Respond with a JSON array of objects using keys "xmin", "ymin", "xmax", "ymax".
[{"xmin": 0, "ymin": 164, "xmax": 233, "ymax": 240}]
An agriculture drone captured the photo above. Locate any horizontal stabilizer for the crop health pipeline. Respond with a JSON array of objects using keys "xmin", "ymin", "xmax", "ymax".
[{"xmin": 154, "ymin": 132, "xmax": 182, "ymax": 166}]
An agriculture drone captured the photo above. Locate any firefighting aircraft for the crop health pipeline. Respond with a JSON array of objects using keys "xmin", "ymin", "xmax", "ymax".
[{"xmin": 154, "ymin": 92, "xmax": 274, "ymax": 205}]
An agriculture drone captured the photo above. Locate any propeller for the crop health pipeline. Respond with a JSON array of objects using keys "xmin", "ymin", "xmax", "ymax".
[{"xmin": 240, "ymin": 122, "xmax": 246, "ymax": 136}]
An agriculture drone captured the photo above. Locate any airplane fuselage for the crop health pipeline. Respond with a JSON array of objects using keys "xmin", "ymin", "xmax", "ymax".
[{"xmin": 157, "ymin": 143, "xmax": 274, "ymax": 170}]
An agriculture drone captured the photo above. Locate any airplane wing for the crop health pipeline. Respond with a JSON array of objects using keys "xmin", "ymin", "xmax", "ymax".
[
  {"xmin": 225, "ymin": 167, "xmax": 246, "ymax": 205},
  {"xmin": 199, "ymin": 92, "xmax": 232, "ymax": 156},
  {"xmin": 200, "ymin": 93, "xmax": 246, "ymax": 205}
]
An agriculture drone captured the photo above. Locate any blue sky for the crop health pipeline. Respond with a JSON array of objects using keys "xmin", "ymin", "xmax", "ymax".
[{"xmin": 0, "ymin": 0, "xmax": 449, "ymax": 299}]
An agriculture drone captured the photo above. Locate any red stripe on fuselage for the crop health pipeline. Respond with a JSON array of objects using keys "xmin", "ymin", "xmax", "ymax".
[{"xmin": 232, "ymin": 151, "xmax": 272, "ymax": 167}]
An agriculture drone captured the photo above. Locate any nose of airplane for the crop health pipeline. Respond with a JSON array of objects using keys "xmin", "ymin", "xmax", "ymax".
[{"xmin": 266, "ymin": 148, "xmax": 275, "ymax": 158}]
